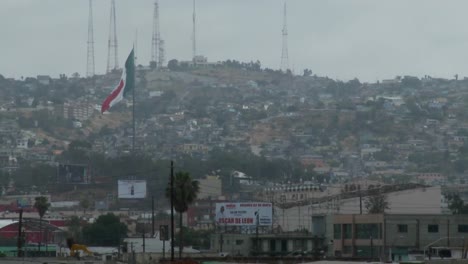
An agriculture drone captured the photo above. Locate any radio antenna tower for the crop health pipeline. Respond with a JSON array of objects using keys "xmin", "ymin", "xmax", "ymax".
[
  {"xmin": 280, "ymin": 1, "xmax": 289, "ymax": 72},
  {"xmin": 192, "ymin": 0, "xmax": 197, "ymax": 60},
  {"xmin": 135, "ymin": 29, "xmax": 138, "ymax": 67},
  {"xmin": 86, "ymin": 0, "xmax": 95, "ymax": 78},
  {"xmin": 106, "ymin": 0, "xmax": 119, "ymax": 73},
  {"xmin": 151, "ymin": 0, "xmax": 160, "ymax": 67},
  {"xmin": 159, "ymin": 39, "xmax": 166, "ymax": 67}
]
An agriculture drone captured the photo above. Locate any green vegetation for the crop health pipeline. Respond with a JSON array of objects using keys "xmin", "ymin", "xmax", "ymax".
[
  {"xmin": 365, "ymin": 192, "xmax": 389, "ymax": 214},
  {"xmin": 446, "ymin": 194, "xmax": 468, "ymax": 214},
  {"xmin": 33, "ymin": 196, "xmax": 50, "ymax": 253},
  {"xmin": 166, "ymin": 172, "xmax": 200, "ymax": 258},
  {"xmin": 82, "ymin": 213, "xmax": 127, "ymax": 246}
]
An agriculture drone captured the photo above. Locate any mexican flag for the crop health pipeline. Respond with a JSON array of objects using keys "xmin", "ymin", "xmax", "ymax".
[{"xmin": 101, "ymin": 49, "xmax": 135, "ymax": 113}]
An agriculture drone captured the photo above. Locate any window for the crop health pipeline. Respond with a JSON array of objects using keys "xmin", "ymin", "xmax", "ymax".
[
  {"xmin": 343, "ymin": 224, "xmax": 352, "ymax": 239},
  {"xmin": 334, "ymin": 224, "xmax": 342, "ymax": 239},
  {"xmin": 356, "ymin": 224, "xmax": 380, "ymax": 239},
  {"xmin": 236, "ymin": 239, "xmax": 244, "ymax": 245},
  {"xmin": 397, "ymin": 224, "xmax": 408, "ymax": 233},
  {"xmin": 281, "ymin": 240, "xmax": 287, "ymax": 252},
  {"xmin": 343, "ymin": 246, "xmax": 353, "ymax": 254},
  {"xmin": 428, "ymin": 224, "xmax": 438, "ymax": 233},
  {"xmin": 459, "ymin": 225, "xmax": 468, "ymax": 233},
  {"xmin": 270, "ymin": 239, "xmax": 276, "ymax": 251}
]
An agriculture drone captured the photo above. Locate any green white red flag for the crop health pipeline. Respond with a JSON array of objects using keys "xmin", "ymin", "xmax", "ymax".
[{"xmin": 101, "ymin": 49, "xmax": 135, "ymax": 113}]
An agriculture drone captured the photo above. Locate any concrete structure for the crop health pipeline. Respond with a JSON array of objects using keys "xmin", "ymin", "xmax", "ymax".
[
  {"xmin": 262, "ymin": 184, "xmax": 324, "ymax": 204},
  {"xmin": 273, "ymin": 186, "xmax": 442, "ymax": 232},
  {"xmin": 37, "ymin": 75, "xmax": 51, "ymax": 86},
  {"xmin": 210, "ymin": 232, "xmax": 325, "ymax": 257},
  {"xmin": 332, "ymin": 214, "xmax": 468, "ymax": 262},
  {"xmin": 186, "ymin": 198, "xmax": 225, "ymax": 230},
  {"xmin": 197, "ymin": 175, "xmax": 222, "ymax": 199},
  {"xmin": 62, "ymin": 102, "xmax": 94, "ymax": 121}
]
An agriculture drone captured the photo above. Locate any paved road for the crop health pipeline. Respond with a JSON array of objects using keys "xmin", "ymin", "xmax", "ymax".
[{"xmin": 0, "ymin": 258, "xmax": 109, "ymax": 263}]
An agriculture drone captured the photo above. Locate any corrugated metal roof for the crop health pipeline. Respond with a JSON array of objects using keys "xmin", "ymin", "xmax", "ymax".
[{"xmin": 0, "ymin": 219, "xmax": 17, "ymax": 229}]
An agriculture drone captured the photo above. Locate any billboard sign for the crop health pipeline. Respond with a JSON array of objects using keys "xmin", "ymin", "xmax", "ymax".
[
  {"xmin": 215, "ymin": 202, "xmax": 272, "ymax": 226},
  {"xmin": 58, "ymin": 164, "xmax": 89, "ymax": 184},
  {"xmin": 118, "ymin": 180, "xmax": 146, "ymax": 199}
]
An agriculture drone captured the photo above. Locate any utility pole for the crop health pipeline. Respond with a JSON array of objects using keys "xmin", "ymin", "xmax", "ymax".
[
  {"xmin": 152, "ymin": 196, "xmax": 155, "ymax": 237},
  {"xmin": 170, "ymin": 160, "xmax": 175, "ymax": 261},
  {"xmin": 17, "ymin": 209, "xmax": 23, "ymax": 257},
  {"xmin": 142, "ymin": 231, "xmax": 145, "ymax": 253},
  {"xmin": 359, "ymin": 188, "xmax": 363, "ymax": 214}
]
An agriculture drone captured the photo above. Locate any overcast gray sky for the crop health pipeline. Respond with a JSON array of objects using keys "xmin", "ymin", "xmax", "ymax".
[{"xmin": 2, "ymin": 0, "xmax": 468, "ymax": 82}]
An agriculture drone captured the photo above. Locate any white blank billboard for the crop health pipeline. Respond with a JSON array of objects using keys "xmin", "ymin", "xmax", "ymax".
[
  {"xmin": 215, "ymin": 202, "xmax": 272, "ymax": 226},
  {"xmin": 118, "ymin": 180, "xmax": 147, "ymax": 199}
]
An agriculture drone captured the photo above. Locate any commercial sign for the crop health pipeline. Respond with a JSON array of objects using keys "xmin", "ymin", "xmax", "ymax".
[
  {"xmin": 215, "ymin": 202, "xmax": 272, "ymax": 226},
  {"xmin": 118, "ymin": 180, "xmax": 147, "ymax": 199},
  {"xmin": 58, "ymin": 164, "xmax": 90, "ymax": 184}
]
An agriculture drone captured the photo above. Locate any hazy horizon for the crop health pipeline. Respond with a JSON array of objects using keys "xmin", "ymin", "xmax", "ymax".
[{"xmin": 3, "ymin": 0, "xmax": 468, "ymax": 82}]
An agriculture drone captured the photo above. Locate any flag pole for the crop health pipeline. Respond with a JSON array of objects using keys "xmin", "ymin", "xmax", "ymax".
[{"xmin": 132, "ymin": 46, "xmax": 136, "ymax": 153}]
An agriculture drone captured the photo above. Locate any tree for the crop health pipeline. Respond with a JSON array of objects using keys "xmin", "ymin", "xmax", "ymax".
[
  {"xmin": 166, "ymin": 172, "xmax": 200, "ymax": 258},
  {"xmin": 82, "ymin": 213, "xmax": 127, "ymax": 246},
  {"xmin": 80, "ymin": 199, "xmax": 91, "ymax": 215},
  {"xmin": 303, "ymin": 69, "xmax": 312, "ymax": 77},
  {"xmin": 365, "ymin": 192, "xmax": 389, "ymax": 214},
  {"xmin": 167, "ymin": 59, "xmax": 179, "ymax": 71},
  {"xmin": 34, "ymin": 196, "xmax": 50, "ymax": 252},
  {"xmin": 446, "ymin": 194, "xmax": 468, "ymax": 214},
  {"xmin": 67, "ymin": 216, "xmax": 83, "ymax": 242}
]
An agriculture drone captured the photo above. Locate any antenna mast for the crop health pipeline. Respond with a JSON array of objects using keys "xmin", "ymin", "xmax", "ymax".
[
  {"xmin": 280, "ymin": 1, "xmax": 289, "ymax": 72},
  {"xmin": 151, "ymin": 0, "xmax": 160, "ymax": 67},
  {"xmin": 159, "ymin": 39, "xmax": 165, "ymax": 67},
  {"xmin": 106, "ymin": 0, "xmax": 119, "ymax": 73},
  {"xmin": 86, "ymin": 0, "xmax": 95, "ymax": 78},
  {"xmin": 192, "ymin": 0, "xmax": 197, "ymax": 60},
  {"xmin": 135, "ymin": 30, "xmax": 138, "ymax": 67}
]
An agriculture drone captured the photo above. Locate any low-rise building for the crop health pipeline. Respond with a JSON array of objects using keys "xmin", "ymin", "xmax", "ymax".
[{"xmin": 332, "ymin": 214, "xmax": 468, "ymax": 262}]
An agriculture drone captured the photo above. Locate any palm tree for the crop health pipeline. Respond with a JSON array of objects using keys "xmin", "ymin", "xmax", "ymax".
[
  {"xmin": 166, "ymin": 172, "xmax": 199, "ymax": 259},
  {"xmin": 34, "ymin": 196, "xmax": 50, "ymax": 253}
]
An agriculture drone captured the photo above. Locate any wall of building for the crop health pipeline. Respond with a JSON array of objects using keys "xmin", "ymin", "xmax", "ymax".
[
  {"xmin": 210, "ymin": 233, "xmax": 322, "ymax": 257},
  {"xmin": 210, "ymin": 233, "xmax": 252, "ymax": 256},
  {"xmin": 274, "ymin": 186, "xmax": 442, "ymax": 232},
  {"xmin": 197, "ymin": 176, "xmax": 222, "ymax": 199},
  {"xmin": 330, "ymin": 214, "xmax": 468, "ymax": 261},
  {"xmin": 385, "ymin": 215, "xmax": 468, "ymax": 249}
]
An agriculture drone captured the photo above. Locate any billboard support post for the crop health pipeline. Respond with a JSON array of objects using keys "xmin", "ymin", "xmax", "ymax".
[
  {"xmin": 255, "ymin": 211, "xmax": 259, "ymax": 254},
  {"xmin": 159, "ymin": 225, "xmax": 169, "ymax": 259}
]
